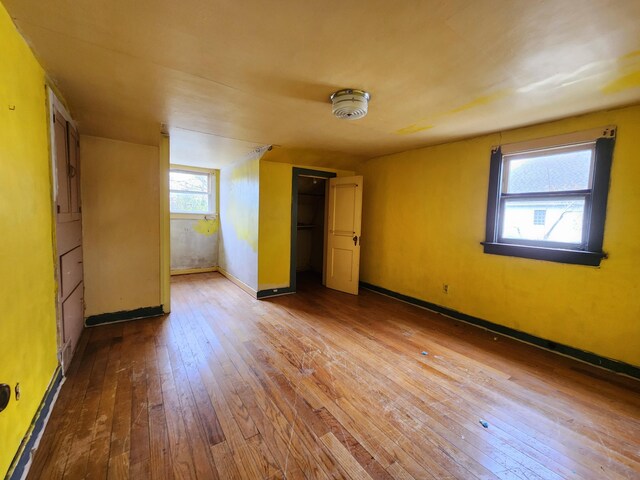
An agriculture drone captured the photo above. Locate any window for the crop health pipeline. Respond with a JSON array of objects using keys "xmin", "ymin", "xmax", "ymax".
[
  {"xmin": 170, "ymin": 169, "xmax": 216, "ymax": 214},
  {"xmin": 483, "ymin": 127, "xmax": 616, "ymax": 266}
]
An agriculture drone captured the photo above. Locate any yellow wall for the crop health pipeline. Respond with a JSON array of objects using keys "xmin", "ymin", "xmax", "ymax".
[
  {"xmin": 0, "ymin": 5, "xmax": 59, "ymax": 477},
  {"xmin": 258, "ymin": 161, "xmax": 292, "ymax": 290},
  {"xmin": 359, "ymin": 104, "xmax": 640, "ymax": 367},
  {"xmin": 219, "ymin": 156, "xmax": 260, "ymax": 291},
  {"xmin": 261, "ymin": 147, "xmax": 365, "ymax": 172},
  {"xmin": 258, "ymin": 160, "xmax": 354, "ymax": 290},
  {"xmin": 81, "ymin": 135, "xmax": 161, "ymax": 316}
]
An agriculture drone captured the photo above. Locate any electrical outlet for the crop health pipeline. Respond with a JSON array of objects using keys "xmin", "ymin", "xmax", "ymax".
[{"xmin": 442, "ymin": 284, "xmax": 449, "ymax": 294}]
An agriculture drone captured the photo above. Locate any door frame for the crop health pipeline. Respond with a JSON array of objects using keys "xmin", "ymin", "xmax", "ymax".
[
  {"xmin": 159, "ymin": 134, "xmax": 171, "ymax": 313},
  {"xmin": 46, "ymin": 86, "xmax": 78, "ymax": 364},
  {"xmin": 289, "ymin": 168, "xmax": 337, "ymax": 292}
]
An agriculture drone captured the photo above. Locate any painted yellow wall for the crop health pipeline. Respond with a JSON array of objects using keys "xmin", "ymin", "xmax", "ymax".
[
  {"xmin": 219, "ymin": 155, "xmax": 260, "ymax": 291},
  {"xmin": 0, "ymin": 5, "xmax": 59, "ymax": 477},
  {"xmin": 262, "ymin": 147, "xmax": 365, "ymax": 172},
  {"xmin": 359, "ymin": 104, "xmax": 640, "ymax": 367},
  {"xmin": 258, "ymin": 160, "xmax": 354, "ymax": 290},
  {"xmin": 81, "ymin": 135, "xmax": 161, "ymax": 316}
]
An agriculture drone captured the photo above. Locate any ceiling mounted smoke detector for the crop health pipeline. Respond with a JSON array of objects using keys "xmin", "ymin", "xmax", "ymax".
[{"xmin": 330, "ymin": 89, "xmax": 371, "ymax": 120}]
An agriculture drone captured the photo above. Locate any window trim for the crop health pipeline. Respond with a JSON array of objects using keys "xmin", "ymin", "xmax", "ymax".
[
  {"xmin": 169, "ymin": 167, "xmax": 217, "ymax": 215},
  {"xmin": 483, "ymin": 128, "xmax": 616, "ymax": 266}
]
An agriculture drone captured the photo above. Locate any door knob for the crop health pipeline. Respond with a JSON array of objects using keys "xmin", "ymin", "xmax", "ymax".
[{"xmin": 353, "ymin": 235, "xmax": 358, "ymax": 246}]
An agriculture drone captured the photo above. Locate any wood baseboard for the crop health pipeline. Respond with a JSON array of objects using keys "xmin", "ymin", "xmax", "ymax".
[
  {"xmin": 257, "ymin": 287, "xmax": 296, "ymax": 299},
  {"xmin": 218, "ymin": 268, "xmax": 257, "ymax": 298},
  {"xmin": 170, "ymin": 266, "xmax": 218, "ymax": 276}
]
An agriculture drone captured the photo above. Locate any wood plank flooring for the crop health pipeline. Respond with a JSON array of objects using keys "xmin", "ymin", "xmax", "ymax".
[{"xmin": 27, "ymin": 272, "xmax": 640, "ymax": 479}]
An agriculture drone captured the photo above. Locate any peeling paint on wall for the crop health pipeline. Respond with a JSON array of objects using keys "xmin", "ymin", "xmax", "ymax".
[
  {"xmin": 219, "ymin": 154, "xmax": 260, "ymax": 291},
  {"xmin": 193, "ymin": 218, "xmax": 218, "ymax": 236},
  {"xmin": 170, "ymin": 218, "xmax": 218, "ymax": 270}
]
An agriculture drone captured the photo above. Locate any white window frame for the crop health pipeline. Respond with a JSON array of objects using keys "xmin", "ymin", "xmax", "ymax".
[
  {"xmin": 169, "ymin": 166, "xmax": 217, "ymax": 216},
  {"xmin": 497, "ymin": 142, "xmax": 596, "ymax": 249}
]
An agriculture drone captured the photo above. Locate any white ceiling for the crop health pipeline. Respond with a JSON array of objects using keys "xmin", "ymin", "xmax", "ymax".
[
  {"xmin": 169, "ymin": 127, "xmax": 263, "ymax": 169},
  {"xmin": 5, "ymin": 0, "xmax": 640, "ymax": 169}
]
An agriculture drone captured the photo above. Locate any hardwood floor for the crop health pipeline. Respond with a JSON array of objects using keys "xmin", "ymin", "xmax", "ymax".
[{"xmin": 28, "ymin": 272, "xmax": 640, "ymax": 479}]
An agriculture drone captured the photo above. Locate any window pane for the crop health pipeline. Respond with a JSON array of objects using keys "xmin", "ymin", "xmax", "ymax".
[
  {"xmin": 170, "ymin": 192, "xmax": 210, "ymax": 213},
  {"xmin": 170, "ymin": 171, "xmax": 208, "ymax": 192},
  {"xmin": 504, "ymin": 148, "xmax": 592, "ymax": 193},
  {"xmin": 501, "ymin": 198, "xmax": 585, "ymax": 244}
]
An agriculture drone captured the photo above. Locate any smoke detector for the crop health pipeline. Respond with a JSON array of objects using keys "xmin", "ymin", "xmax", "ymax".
[{"xmin": 330, "ymin": 89, "xmax": 371, "ymax": 120}]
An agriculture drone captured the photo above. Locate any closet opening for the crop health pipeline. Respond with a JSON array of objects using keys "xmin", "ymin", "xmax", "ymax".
[{"xmin": 290, "ymin": 168, "xmax": 336, "ymax": 292}]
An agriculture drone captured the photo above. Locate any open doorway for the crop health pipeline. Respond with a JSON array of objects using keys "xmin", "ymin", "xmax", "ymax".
[
  {"xmin": 290, "ymin": 168, "xmax": 336, "ymax": 291},
  {"xmin": 169, "ymin": 166, "xmax": 219, "ymax": 275}
]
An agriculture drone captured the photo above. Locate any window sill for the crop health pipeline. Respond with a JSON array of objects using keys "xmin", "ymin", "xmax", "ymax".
[
  {"xmin": 482, "ymin": 242, "xmax": 606, "ymax": 266},
  {"xmin": 170, "ymin": 213, "xmax": 217, "ymax": 220}
]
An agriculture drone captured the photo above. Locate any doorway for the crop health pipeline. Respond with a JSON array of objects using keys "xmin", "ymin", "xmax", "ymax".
[
  {"xmin": 168, "ymin": 166, "xmax": 219, "ymax": 275},
  {"xmin": 290, "ymin": 168, "xmax": 336, "ymax": 292}
]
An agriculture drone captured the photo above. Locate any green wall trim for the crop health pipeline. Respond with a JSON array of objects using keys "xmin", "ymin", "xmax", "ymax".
[
  {"xmin": 8, "ymin": 367, "xmax": 63, "ymax": 480},
  {"xmin": 257, "ymin": 287, "xmax": 296, "ymax": 299},
  {"xmin": 360, "ymin": 282, "xmax": 640, "ymax": 379},
  {"xmin": 85, "ymin": 305, "xmax": 164, "ymax": 326}
]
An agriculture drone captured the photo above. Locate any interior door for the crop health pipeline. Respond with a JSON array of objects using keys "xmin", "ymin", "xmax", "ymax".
[
  {"xmin": 325, "ymin": 176, "xmax": 363, "ymax": 295},
  {"xmin": 53, "ymin": 107, "xmax": 84, "ymax": 373}
]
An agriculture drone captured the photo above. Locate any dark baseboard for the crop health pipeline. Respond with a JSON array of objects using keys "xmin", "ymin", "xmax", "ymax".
[
  {"xmin": 360, "ymin": 281, "xmax": 640, "ymax": 380},
  {"xmin": 85, "ymin": 305, "xmax": 164, "ymax": 326},
  {"xmin": 257, "ymin": 287, "xmax": 296, "ymax": 299},
  {"xmin": 8, "ymin": 367, "xmax": 63, "ymax": 480}
]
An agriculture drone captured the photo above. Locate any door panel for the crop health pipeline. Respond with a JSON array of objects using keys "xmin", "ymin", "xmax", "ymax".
[
  {"xmin": 61, "ymin": 282, "xmax": 83, "ymax": 363},
  {"xmin": 332, "ymin": 186, "xmax": 357, "ymax": 233},
  {"xmin": 54, "ymin": 111, "xmax": 70, "ymax": 215},
  {"xmin": 326, "ymin": 176, "xmax": 363, "ymax": 295},
  {"xmin": 60, "ymin": 246, "xmax": 83, "ymax": 300},
  {"xmin": 56, "ymin": 220, "xmax": 82, "ymax": 255},
  {"xmin": 68, "ymin": 127, "xmax": 80, "ymax": 217}
]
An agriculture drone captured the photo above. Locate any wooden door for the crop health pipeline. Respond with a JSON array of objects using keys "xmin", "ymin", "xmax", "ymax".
[
  {"xmin": 325, "ymin": 176, "xmax": 363, "ymax": 295},
  {"xmin": 53, "ymin": 107, "xmax": 84, "ymax": 372}
]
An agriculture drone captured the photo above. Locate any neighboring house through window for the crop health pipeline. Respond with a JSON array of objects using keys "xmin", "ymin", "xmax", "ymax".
[
  {"xmin": 533, "ymin": 209, "xmax": 546, "ymax": 226},
  {"xmin": 483, "ymin": 127, "xmax": 616, "ymax": 266}
]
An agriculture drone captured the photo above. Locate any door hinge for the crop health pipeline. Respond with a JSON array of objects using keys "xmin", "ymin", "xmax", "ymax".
[
  {"xmin": 52, "ymin": 113, "xmax": 56, "ymax": 123},
  {"xmin": 57, "ymin": 205, "xmax": 61, "ymax": 213}
]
